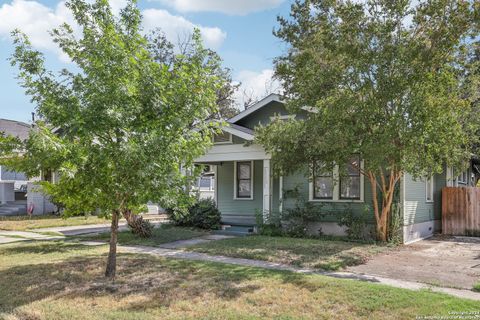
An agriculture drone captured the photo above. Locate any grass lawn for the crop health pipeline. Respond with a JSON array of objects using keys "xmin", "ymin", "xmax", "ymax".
[
  {"xmin": 187, "ymin": 235, "xmax": 391, "ymax": 271},
  {"xmin": 0, "ymin": 241, "xmax": 478, "ymax": 320},
  {"xmin": 81, "ymin": 224, "xmax": 209, "ymax": 246},
  {"xmin": 0, "ymin": 214, "xmax": 109, "ymax": 231}
]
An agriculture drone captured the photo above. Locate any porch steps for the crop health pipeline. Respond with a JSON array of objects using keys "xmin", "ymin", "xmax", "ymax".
[
  {"xmin": 0, "ymin": 201, "xmax": 28, "ymax": 216},
  {"xmin": 214, "ymin": 224, "xmax": 255, "ymax": 236}
]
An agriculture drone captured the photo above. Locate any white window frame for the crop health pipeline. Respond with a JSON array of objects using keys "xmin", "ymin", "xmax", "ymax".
[
  {"xmin": 425, "ymin": 176, "xmax": 434, "ymax": 203},
  {"xmin": 309, "ymin": 160, "xmax": 364, "ymax": 203},
  {"xmin": 198, "ymin": 176, "xmax": 214, "ymax": 191},
  {"xmin": 234, "ymin": 160, "xmax": 254, "ymax": 200},
  {"xmin": 456, "ymin": 170, "xmax": 468, "ymax": 185},
  {"xmin": 213, "ymin": 132, "xmax": 232, "ymax": 145}
]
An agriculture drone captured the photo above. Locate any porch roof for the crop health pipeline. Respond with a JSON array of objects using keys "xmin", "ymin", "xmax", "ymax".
[{"xmin": 195, "ymin": 143, "xmax": 270, "ymax": 163}]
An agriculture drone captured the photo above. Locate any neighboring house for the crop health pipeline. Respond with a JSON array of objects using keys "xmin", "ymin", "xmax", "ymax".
[
  {"xmin": 196, "ymin": 167, "xmax": 215, "ymax": 200},
  {"xmin": 0, "ymin": 119, "xmax": 30, "ymax": 200},
  {"xmin": 0, "ymin": 118, "xmax": 58, "ymax": 215},
  {"xmin": 195, "ymin": 94, "xmax": 479, "ymax": 243}
]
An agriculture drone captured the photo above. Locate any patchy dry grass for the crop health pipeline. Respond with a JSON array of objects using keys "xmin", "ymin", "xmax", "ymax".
[
  {"xmin": 187, "ymin": 235, "xmax": 390, "ymax": 271},
  {"xmin": 0, "ymin": 214, "xmax": 108, "ymax": 231},
  {"xmin": 0, "ymin": 241, "xmax": 478, "ymax": 319},
  {"xmin": 81, "ymin": 224, "xmax": 209, "ymax": 246}
]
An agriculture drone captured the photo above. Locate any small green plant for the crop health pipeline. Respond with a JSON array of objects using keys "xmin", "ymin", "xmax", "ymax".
[
  {"xmin": 281, "ymin": 186, "xmax": 325, "ymax": 238},
  {"xmin": 388, "ymin": 200, "xmax": 403, "ymax": 245},
  {"xmin": 255, "ymin": 209, "xmax": 283, "ymax": 236},
  {"xmin": 338, "ymin": 206, "xmax": 373, "ymax": 241},
  {"xmin": 473, "ymin": 282, "xmax": 480, "ymax": 292}
]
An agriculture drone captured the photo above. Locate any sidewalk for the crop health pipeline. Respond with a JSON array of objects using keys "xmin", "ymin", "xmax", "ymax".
[
  {"xmin": 32, "ymin": 220, "xmax": 164, "ymax": 236},
  {"xmin": 0, "ymin": 218, "xmax": 166, "ymax": 242},
  {"xmin": 0, "ymin": 230, "xmax": 65, "ymax": 243}
]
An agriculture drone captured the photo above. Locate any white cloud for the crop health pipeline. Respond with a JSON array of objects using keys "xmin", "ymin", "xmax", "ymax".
[
  {"xmin": 0, "ymin": 0, "xmax": 226, "ymax": 61},
  {"xmin": 158, "ymin": 0, "xmax": 285, "ymax": 15},
  {"xmin": 0, "ymin": 0, "xmax": 76, "ymax": 62},
  {"xmin": 142, "ymin": 9, "xmax": 226, "ymax": 49},
  {"xmin": 234, "ymin": 69, "xmax": 282, "ymax": 108}
]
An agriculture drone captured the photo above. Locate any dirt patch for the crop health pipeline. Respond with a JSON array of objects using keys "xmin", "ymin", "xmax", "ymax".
[{"xmin": 347, "ymin": 236, "xmax": 480, "ymax": 289}]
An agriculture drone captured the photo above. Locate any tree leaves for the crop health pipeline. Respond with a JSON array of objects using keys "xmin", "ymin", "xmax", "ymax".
[
  {"xmin": 7, "ymin": 0, "xmax": 225, "ymax": 218},
  {"xmin": 260, "ymin": 0, "xmax": 479, "ymax": 179}
]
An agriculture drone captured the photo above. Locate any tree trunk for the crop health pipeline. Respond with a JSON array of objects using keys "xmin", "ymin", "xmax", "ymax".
[
  {"xmin": 122, "ymin": 209, "xmax": 153, "ymax": 238},
  {"xmin": 105, "ymin": 209, "xmax": 119, "ymax": 279},
  {"xmin": 367, "ymin": 169, "xmax": 401, "ymax": 242}
]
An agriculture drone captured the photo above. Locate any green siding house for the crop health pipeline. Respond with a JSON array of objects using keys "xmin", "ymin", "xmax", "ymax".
[{"xmin": 195, "ymin": 94, "xmax": 478, "ymax": 244}]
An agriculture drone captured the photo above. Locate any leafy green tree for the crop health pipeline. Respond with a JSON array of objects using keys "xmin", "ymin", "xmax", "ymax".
[
  {"xmin": 7, "ymin": 0, "xmax": 224, "ymax": 278},
  {"xmin": 146, "ymin": 29, "xmax": 240, "ymax": 120},
  {"xmin": 256, "ymin": 0, "xmax": 480, "ymax": 241}
]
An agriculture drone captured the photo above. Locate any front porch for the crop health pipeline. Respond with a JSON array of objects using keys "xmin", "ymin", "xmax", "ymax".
[{"xmin": 195, "ymin": 143, "xmax": 278, "ymax": 227}]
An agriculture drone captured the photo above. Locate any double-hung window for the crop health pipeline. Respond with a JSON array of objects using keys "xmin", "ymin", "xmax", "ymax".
[
  {"xmin": 313, "ymin": 162, "xmax": 334, "ymax": 199},
  {"xmin": 311, "ymin": 156, "xmax": 363, "ymax": 202},
  {"xmin": 235, "ymin": 161, "xmax": 253, "ymax": 199},
  {"xmin": 340, "ymin": 156, "xmax": 361, "ymax": 200}
]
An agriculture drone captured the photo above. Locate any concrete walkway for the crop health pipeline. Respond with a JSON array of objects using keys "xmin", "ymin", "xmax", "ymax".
[
  {"xmin": 78, "ymin": 239, "xmax": 480, "ymax": 302},
  {"xmin": 0, "ymin": 218, "xmax": 166, "ymax": 243},
  {"xmin": 29, "ymin": 220, "xmax": 165, "ymax": 236}
]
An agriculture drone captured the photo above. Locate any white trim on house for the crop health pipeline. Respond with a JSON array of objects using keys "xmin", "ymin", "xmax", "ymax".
[
  {"xmin": 196, "ymin": 144, "xmax": 270, "ymax": 162},
  {"xmin": 262, "ymin": 159, "xmax": 272, "ymax": 221},
  {"xmin": 446, "ymin": 167, "xmax": 454, "ymax": 187},
  {"xmin": 425, "ymin": 176, "xmax": 434, "ymax": 203},
  {"xmin": 213, "ymin": 165, "xmax": 218, "ymax": 204},
  {"xmin": 447, "ymin": 166, "xmax": 472, "ymax": 187},
  {"xmin": 308, "ymin": 161, "xmax": 365, "ymax": 203},
  {"xmin": 233, "ymin": 160, "xmax": 254, "ymax": 200},
  {"xmin": 279, "ymin": 175, "xmax": 284, "ymax": 213},
  {"xmin": 228, "ymin": 93, "xmax": 283, "ymax": 124},
  {"xmin": 221, "ymin": 126, "xmax": 254, "ymax": 141}
]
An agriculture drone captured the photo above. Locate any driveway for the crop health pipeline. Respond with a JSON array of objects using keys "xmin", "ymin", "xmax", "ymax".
[{"xmin": 347, "ymin": 236, "xmax": 480, "ymax": 289}]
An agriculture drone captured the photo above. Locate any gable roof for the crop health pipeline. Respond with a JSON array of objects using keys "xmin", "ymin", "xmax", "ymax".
[
  {"xmin": 0, "ymin": 118, "xmax": 31, "ymax": 141},
  {"xmin": 228, "ymin": 93, "xmax": 283, "ymax": 124}
]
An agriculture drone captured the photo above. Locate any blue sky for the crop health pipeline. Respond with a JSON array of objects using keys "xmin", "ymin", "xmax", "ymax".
[{"xmin": 0, "ymin": 0, "xmax": 293, "ymax": 123}]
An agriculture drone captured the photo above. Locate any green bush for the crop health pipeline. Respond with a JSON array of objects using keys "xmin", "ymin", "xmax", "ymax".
[
  {"xmin": 338, "ymin": 207, "xmax": 373, "ymax": 241},
  {"xmin": 166, "ymin": 198, "xmax": 221, "ymax": 230},
  {"xmin": 165, "ymin": 207, "xmax": 190, "ymax": 226},
  {"xmin": 255, "ymin": 186, "xmax": 325, "ymax": 238},
  {"xmin": 255, "ymin": 210, "xmax": 283, "ymax": 236},
  {"xmin": 281, "ymin": 187, "xmax": 325, "ymax": 238}
]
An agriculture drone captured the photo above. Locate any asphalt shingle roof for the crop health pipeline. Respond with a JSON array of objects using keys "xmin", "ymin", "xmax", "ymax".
[{"xmin": 0, "ymin": 119, "xmax": 31, "ymax": 141}]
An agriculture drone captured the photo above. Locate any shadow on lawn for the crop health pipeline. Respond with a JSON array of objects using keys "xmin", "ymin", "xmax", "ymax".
[
  {"xmin": 0, "ymin": 241, "xmax": 330, "ymax": 315},
  {"xmin": 0, "ymin": 240, "xmax": 94, "ymax": 255}
]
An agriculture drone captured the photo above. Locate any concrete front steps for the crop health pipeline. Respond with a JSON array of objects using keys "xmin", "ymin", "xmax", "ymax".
[
  {"xmin": 214, "ymin": 224, "xmax": 255, "ymax": 236},
  {"xmin": 0, "ymin": 200, "xmax": 28, "ymax": 216}
]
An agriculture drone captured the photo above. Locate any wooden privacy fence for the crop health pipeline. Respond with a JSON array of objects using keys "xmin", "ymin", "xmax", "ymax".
[{"xmin": 442, "ymin": 187, "xmax": 480, "ymax": 236}]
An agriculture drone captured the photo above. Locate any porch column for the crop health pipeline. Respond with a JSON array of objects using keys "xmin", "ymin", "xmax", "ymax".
[
  {"xmin": 212, "ymin": 165, "xmax": 218, "ymax": 205},
  {"xmin": 263, "ymin": 159, "xmax": 272, "ymax": 222}
]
